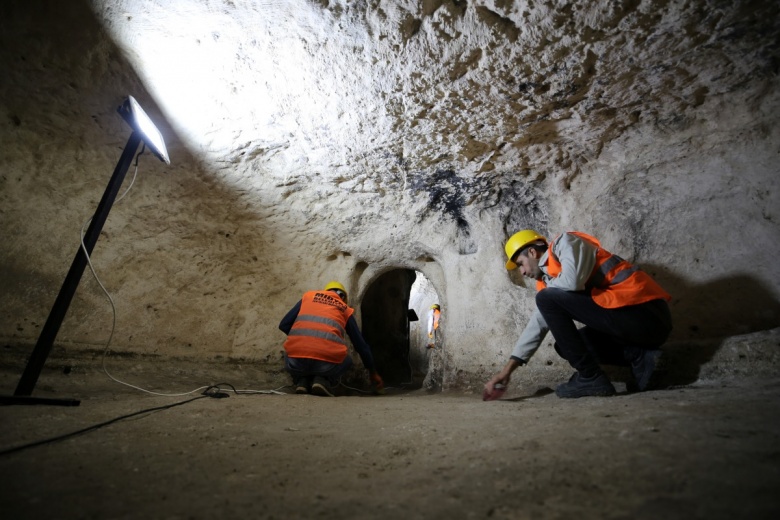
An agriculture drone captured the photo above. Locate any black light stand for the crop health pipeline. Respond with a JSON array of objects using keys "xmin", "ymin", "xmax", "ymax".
[{"xmin": 2, "ymin": 96, "xmax": 170, "ymax": 406}]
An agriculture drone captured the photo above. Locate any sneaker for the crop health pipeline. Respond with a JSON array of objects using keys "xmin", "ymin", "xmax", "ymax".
[
  {"xmin": 311, "ymin": 377, "xmax": 335, "ymax": 397},
  {"xmin": 555, "ymin": 372, "xmax": 616, "ymax": 398},
  {"xmin": 294, "ymin": 379, "xmax": 310, "ymax": 394},
  {"xmin": 630, "ymin": 348, "xmax": 661, "ymax": 392}
]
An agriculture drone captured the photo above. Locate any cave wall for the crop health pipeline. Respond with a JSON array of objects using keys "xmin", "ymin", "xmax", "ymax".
[{"xmin": 1, "ymin": 0, "xmax": 778, "ymax": 390}]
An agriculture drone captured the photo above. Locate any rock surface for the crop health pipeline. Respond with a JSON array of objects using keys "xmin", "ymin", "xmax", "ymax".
[{"xmin": 0, "ymin": 0, "xmax": 779, "ymax": 389}]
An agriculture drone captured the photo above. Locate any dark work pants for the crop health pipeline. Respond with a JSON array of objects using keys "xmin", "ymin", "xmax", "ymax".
[
  {"xmin": 284, "ymin": 354, "xmax": 353, "ymax": 385},
  {"xmin": 535, "ymin": 288, "xmax": 672, "ymax": 377}
]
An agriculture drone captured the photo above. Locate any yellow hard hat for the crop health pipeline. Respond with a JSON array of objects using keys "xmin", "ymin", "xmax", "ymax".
[
  {"xmin": 504, "ymin": 230, "xmax": 547, "ymax": 270},
  {"xmin": 430, "ymin": 304, "xmax": 440, "ymax": 310},
  {"xmin": 324, "ymin": 281, "xmax": 348, "ymax": 301}
]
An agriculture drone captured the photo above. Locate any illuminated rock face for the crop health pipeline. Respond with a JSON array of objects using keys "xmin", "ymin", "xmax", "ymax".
[{"xmin": 1, "ymin": 1, "xmax": 778, "ymax": 389}]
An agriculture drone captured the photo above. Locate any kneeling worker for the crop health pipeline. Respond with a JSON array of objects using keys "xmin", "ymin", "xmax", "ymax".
[
  {"xmin": 279, "ymin": 281, "xmax": 384, "ymax": 396},
  {"xmin": 484, "ymin": 230, "xmax": 672, "ymax": 398}
]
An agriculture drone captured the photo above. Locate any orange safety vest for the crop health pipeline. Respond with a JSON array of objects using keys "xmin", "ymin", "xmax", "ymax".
[
  {"xmin": 432, "ymin": 309, "xmax": 441, "ymax": 330},
  {"xmin": 283, "ymin": 290, "xmax": 355, "ymax": 363},
  {"xmin": 536, "ymin": 232, "xmax": 671, "ymax": 309}
]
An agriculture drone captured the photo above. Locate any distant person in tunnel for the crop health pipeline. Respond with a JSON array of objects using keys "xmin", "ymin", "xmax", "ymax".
[
  {"xmin": 484, "ymin": 230, "xmax": 672, "ymax": 399},
  {"xmin": 279, "ymin": 280, "xmax": 384, "ymax": 396},
  {"xmin": 427, "ymin": 303, "xmax": 441, "ymax": 349}
]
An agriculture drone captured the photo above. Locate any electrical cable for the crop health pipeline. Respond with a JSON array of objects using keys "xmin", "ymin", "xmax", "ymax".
[
  {"xmin": 338, "ymin": 380, "xmax": 373, "ymax": 394},
  {"xmin": 204, "ymin": 382, "xmax": 287, "ymax": 396},
  {"xmin": 0, "ymin": 393, "xmax": 209, "ymax": 457},
  {"xmin": 0, "ymin": 385, "xmax": 292, "ymax": 457},
  {"xmin": 81, "ymin": 147, "xmax": 204, "ymax": 396},
  {"xmin": 78, "ymin": 146, "xmax": 285, "ymax": 397}
]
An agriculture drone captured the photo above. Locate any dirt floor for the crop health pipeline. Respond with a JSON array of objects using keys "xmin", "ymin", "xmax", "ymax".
[{"xmin": 1, "ymin": 350, "xmax": 780, "ymax": 520}]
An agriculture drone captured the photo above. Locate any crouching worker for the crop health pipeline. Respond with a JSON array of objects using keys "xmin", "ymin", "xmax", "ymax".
[
  {"xmin": 484, "ymin": 230, "xmax": 672, "ymax": 399},
  {"xmin": 279, "ymin": 281, "xmax": 384, "ymax": 397}
]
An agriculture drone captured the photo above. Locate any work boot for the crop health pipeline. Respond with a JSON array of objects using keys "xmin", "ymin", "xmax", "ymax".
[
  {"xmin": 555, "ymin": 372, "xmax": 616, "ymax": 398},
  {"xmin": 628, "ymin": 348, "xmax": 662, "ymax": 392},
  {"xmin": 311, "ymin": 377, "xmax": 335, "ymax": 397}
]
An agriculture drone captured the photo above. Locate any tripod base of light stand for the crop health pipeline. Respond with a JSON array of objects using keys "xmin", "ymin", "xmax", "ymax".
[{"xmin": 0, "ymin": 395, "xmax": 80, "ymax": 406}]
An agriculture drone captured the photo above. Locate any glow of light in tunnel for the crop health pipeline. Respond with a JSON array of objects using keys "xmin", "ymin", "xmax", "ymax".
[{"xmin": 409, "ymin": 270, "xmax": 439, "ymax": 315}]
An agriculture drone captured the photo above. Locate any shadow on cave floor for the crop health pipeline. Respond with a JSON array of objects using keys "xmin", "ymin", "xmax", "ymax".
[{"xmin": 643, "ymin": 267, "xmax": 780, "ymax": 387}]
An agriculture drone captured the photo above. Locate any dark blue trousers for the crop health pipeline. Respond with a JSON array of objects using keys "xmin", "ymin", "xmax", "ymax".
[
  {"xmin": 284, "ymin": 354, "xmax": 353, "ymax": 385},
  {"xmin": 535, "ymin": 288, "xmax": 672, "ymax": 376}
]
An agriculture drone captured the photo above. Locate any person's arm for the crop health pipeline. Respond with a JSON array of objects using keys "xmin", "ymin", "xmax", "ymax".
[
  {"xmin": 544, "ymin": 233, "xmax": 598, "ymax": 291},
  {"xmin": 278, "ymin": 300, "xmax": 302, "ymax": 335},
  {"xmin": 510, "ymin": 308, "xmax": 548, "ymax": 362},
  {"xmin": 484, "ymin": 308, "xmax": 549, "ymax": 394},
  {"xmin": 345, "ymin": 316, "xmax": 376, "ymax": 372}
]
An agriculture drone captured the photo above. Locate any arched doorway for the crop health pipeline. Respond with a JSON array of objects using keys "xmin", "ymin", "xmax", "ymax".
[{"xmin": 360, "ymin": 269, "xmax": 440, "ymax": 388}]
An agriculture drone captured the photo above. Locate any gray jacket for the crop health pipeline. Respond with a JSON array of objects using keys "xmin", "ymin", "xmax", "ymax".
[{"xmin": 510, "ymin": 232, "xmax": 599, "ymax": 362}]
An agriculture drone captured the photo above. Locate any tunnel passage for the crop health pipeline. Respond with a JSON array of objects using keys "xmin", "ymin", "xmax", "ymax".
[
  {"xmin": 360, "ymin": 269, "xmax": 441, "ymax": 388},
  {"xmin": 361, "ymin": 269, "xmax": 416, "ymax": 387}
]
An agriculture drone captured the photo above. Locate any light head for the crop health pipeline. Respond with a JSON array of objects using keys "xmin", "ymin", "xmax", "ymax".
[{"xmin": 118, "ymin": 95, "xmax": 170, "ymax": 165}]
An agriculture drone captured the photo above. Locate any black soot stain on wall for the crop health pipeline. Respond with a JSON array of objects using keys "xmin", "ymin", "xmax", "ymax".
[
  {"xmin": 411, "ymin": 168, "xmax": 477, "ymax": 230},
  {"xmin": 409, "ymin": 168, "xmax": 484, "ymax": 254},
  {"xmin": 409, "ymin": 169, "xmax": 550, "ymax": 255}
]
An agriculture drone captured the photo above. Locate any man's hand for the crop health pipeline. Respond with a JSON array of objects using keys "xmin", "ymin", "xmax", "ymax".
[
  {"xmin": 483, "ymin": 359, "xmax": 522, "ymax": 398},
  {"xmin": 483, "ymin": 372, "xmax": 510, "ymax": 401},
  {"xmin": 370, "ymin": 371, "xmax": 385, "ymax": 395},
  {"xmin": 483, "ymin": 372, "xmax": 510, "ymax": 396}
]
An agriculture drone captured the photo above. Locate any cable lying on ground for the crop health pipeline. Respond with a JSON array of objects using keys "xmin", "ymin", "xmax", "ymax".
[{"xmin": 0, "ymin": 394, "xmax": 208, "ymax": 457}]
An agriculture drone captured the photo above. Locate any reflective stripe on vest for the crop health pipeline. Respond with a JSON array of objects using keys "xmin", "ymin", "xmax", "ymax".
[
  {"xmin": 287, "ymin": 314, "xmax": 347, "ymax": 345},
  {"xmin": 539, "ymin": 232, "xmax": 671, "ymax": 309},
  {"xmin": 283, "ymin": 290, "xmax": 354, "ymax": 363},
  {"xmin": 586, "ymin": 254, "xmax": 638, "ymax": 289}
]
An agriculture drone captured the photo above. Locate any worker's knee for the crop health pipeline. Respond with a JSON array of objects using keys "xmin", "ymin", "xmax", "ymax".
[{"xmin": 535, "ymin": 287, "xmax": 566, "ymax": 309}]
